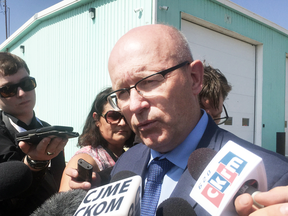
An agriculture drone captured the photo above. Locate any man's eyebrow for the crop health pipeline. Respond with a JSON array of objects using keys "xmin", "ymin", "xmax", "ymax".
[{"xmin": 0, "ymin": 76, "xmax": 29, "ymax": 87}]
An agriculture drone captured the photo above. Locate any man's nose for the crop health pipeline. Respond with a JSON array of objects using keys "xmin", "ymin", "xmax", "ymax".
[
  {"xmin": 17, "ymin": 87, "xmax": 25, "ymax": 97},
  {"xmin": 129, "ymin": 88, "xmax": 148, "ymax": 113}
]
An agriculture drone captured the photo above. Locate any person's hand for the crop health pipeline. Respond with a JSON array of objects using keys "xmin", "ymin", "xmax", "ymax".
[
  {"xmin": 64, "ymin": 167, "xmax": 100, "ymax": 191},
  {"xmin": 19, "ymin": 136, "xmax": 68, "ymax": 161},
  {"xmin": 235, "ymin": 186, "xmax": 288, "ymax": 216}
]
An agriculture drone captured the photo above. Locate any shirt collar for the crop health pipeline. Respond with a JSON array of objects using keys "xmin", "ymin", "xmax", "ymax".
[
  {"xmin": 150, "ymin": 109, "xmax": 209, "ymax": 169},
  {"xmin": 4, "ymin": 111, "xmax": 42, "ymax": 130}
]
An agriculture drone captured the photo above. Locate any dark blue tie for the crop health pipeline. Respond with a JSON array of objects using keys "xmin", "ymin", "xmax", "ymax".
[{"xmin": 141, "ymin": 158, "xmax": 174, "ymax": 216}]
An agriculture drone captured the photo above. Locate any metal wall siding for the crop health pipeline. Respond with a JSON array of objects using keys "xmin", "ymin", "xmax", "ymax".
[{"xmin": 6, "ymin": 0, "xmax": 151, "ymax": 161}]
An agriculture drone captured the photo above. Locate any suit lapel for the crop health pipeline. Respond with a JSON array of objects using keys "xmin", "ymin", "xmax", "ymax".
[
  {"xmin": 170, "ymin": 168, "xmax": 197, "ymax": 205},
  {"xmin": 169, "ymin": 116, "xmax": 222, "ymax": 214}
]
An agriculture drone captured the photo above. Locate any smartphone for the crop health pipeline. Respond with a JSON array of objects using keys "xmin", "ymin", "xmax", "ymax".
[
  {"xmin": 77, "ymin": 158, "xmax": 93, "ymax": 182},
  {"xmin": 15, "ymin": 125, "xmax": 79, "ymax": 145}
]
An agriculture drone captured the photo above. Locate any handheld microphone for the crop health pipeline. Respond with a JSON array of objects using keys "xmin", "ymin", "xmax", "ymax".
[
  {"xmin": 74, "ymin": 171, "xmax": 142, "ymax": 216},
  {"xmin": 189, "ymin": 141, "xmax": 267, "ymax": 216},
  {"xmin": 0, "ymin": 161, "xmax": 32, "ymax": 200},
  {"xmin": 156, "ymin": 197, "xmax": 197, "ymax": 216},
  {"xmin": 188, "ymin": 147, "xmax": 217, "ymax": 181},
  {"xmin": 110, "ymin": 170, "xmax": 137, "ymax": 183},
  {"xmin": 30, "ymin": 189, "xmax": 87, "ymax": 216}
]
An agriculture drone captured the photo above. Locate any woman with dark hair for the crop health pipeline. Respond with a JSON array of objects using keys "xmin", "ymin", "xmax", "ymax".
[{"xmin": 59, "ymin": 87, "xmax": 134, "ymax": 192}]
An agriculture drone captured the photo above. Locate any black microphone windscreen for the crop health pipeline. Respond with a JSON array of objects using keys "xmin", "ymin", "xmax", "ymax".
[
  {"xmin": 97, "ymin": 167, "xmax": 113, "ymax": 185},
  {"xmin": 156, "ymin": 197, "xmax": 197, "ymax": 216},
  {"xmin": 110, "ymin": 170, "xmax": 137, "ymax": 183},
  {"xmin": 30, "ymin": 189, "xmax": 87, "ymax": 216},
  {"xmin": 188, "ymin": 148, "xmax": 217, "ymax": 180},
  {"xmin": 0, "ymin": 161, "xmax": 32, "ymax": 200}
]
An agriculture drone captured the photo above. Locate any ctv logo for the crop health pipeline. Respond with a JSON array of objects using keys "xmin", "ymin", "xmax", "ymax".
[{"xmin": 201, "ymin": 152, "xmax": 247, "ymax": 207}]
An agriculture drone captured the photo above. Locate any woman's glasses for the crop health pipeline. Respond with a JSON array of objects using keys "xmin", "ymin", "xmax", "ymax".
[
  {"xmin": 0, "ymin": 77, "xmax": 37, "ymax": 98},
  {"xmin": 101, "ymin": 110, "xmax": 125, "ymax": 124}
]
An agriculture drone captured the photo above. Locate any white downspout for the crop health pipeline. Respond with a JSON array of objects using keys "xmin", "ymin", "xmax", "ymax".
[{"xmin": 152, "ymin": 0, "xmax": 157, "ymax": 24}]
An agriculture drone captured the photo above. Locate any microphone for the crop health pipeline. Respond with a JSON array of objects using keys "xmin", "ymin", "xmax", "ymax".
[
  {"xmin": 0, "ymin": 161, "xmax": 32, "ymax": 200},
  {"xmin": 188, "ymin": 147, "xmax": 217, "ymax": 180},
  {"xmin": 73, "ymin": 171, "xmax": 142, "ymax": 216},
  {"xmin": 189, "ymin": 141, "xmax": 267, "ymax": 216},
  {"xmin": 156, "ymin": 197, "xmax": 197, "ymax": 216},
  {"xmin": 30, "ymin": 189, "xmax": 87, "ymax": 216},
  {"xmin": 110, "ymin": 170, "xmax": 137, "ymax": 183},
  {"xmin": 98, "ymin": 167, "xmax": 113, "ymax": 185}
]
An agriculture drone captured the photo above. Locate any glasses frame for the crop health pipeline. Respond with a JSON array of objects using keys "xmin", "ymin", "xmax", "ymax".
[
  {"xmin": 101, "ymin": 110, "xmax": 125, "ymax": 125},
  {"xmin": 213, "ymin": 104, "xmax": 229, "ymax": 125},
  {"xmin": 0, "ymin": 77, "xmax": 37, "ymax": 98},
  {"xmin": 106, "ymin": 61, "xmax": 190, "ymax": 109}
]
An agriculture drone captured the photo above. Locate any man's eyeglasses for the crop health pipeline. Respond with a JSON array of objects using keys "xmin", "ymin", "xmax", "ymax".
[
  {"xmin": 0, "ymin": 77, "xmax": 37, "ymax": 98},
  {"xmin": 106, "ymin": 61, "xmax": 190, "ymax": 109},
  {"xmin": 214, "ymin": 105, "xmax": 229, "ymax": 125},
  {"xmin": 101, "ymin": 110, "xmax": 125, "ymax": 124}
]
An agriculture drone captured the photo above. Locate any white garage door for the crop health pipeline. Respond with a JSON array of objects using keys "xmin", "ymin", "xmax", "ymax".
[{"xmin": 181, "ymin": 19, "xmax": 256, "ymax": 143}]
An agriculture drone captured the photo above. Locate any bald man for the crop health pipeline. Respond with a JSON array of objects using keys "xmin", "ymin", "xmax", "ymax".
[{"xmin": 68, "ymin": 24, "xmax": 288, "ymax": 216}]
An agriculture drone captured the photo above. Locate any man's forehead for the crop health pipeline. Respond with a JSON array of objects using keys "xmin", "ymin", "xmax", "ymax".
[
  {"xmin": 110, "ymin": 66, "xmax": 144, "ymax": 89},
  {"xmin": 0, "ymin": 69, "xmax": 28, "ymax": 85},
  {"xmin": 110, "ymin": 61, "xmax": 173, "ymax": 90}
]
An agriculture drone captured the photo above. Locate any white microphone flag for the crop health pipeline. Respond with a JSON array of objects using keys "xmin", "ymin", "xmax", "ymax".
[
  {"xmin": 190, "ymin": 141, "xmax": 267, "ymax": 216},
  {"xmin": 74, "ymin": 175, "xmax": 141, "ymax": 216}
]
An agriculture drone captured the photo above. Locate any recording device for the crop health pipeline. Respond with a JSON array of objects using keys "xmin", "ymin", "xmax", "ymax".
[
  {"xmin": 0, "ymin": 161, "xmax": 32, "ymax": 200},
  {"xmin": 189, "ymin": 141, "xmax": 267, "ymax": 216},
  {"xmin": 77, "ymin": 158, "xmax": 93, "ymax": 182},
  {"xmin": 156, "ymin": 197, "xmax": 197, "ymax": 216},
  {"xmin": 16, "ymin": 125, "xmax": 79, "ymax": 145},
  {"xmin": 73, "ymin": 171, "xmax": 141, "ymax": 216}
]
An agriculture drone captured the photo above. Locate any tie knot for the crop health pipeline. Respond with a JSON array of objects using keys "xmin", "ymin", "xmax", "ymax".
[{"xmin": 147, "ymin": 158, "xmax": 174, "ymax": 183}]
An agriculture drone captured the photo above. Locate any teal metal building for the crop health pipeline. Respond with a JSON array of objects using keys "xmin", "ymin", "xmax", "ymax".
[{"xmin": 1, "ymin": 0, "xmax": 288, "ymax": 161}]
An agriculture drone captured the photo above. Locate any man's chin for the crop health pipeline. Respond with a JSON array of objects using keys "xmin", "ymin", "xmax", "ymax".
[{"xmin": 140, "ymin": 136, "xmax": 170, "ymax": 153}]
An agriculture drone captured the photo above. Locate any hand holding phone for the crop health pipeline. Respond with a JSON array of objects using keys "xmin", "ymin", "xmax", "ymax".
[
  {"xmin": 77, "ymin": 158, "xmax": 93, "ymax": 182},
  {"xmin": 16, "ymin": 125, "xmax": 79, "ymax": 145}
]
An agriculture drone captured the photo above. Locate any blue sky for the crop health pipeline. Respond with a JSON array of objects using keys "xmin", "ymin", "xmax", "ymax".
[
  {"xmin": 0, "ymin": 0, "xmax": 288, "ymax": 45},
  {"xmin": 0, "ymin": 0, "xmax": 62, "ymax": 44}
]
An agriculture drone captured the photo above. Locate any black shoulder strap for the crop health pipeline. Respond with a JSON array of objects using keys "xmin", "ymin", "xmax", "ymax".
[{"xmin": 103, "ymin": 147, "xmax": 119, "ymax": 163}]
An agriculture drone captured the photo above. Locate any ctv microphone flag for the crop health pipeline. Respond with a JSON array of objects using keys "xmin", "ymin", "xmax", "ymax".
[
  {"xmin": 190, "ymin": 141, "xmax": 267, "ymax": 216},
  {"xmin": 74, "ymin": 175, "xmax": 141, "ymax": 216}
]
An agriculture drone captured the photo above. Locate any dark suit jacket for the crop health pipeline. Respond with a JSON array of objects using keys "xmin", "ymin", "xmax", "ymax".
[{"xmin": 111, "ymin": 116, "xmax": 288, "ymax": 215}]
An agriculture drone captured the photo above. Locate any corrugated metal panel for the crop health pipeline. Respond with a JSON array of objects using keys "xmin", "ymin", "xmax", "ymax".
[{"xmin": 6, "ymin": 0, "xmax": 152, "ymax": 161}]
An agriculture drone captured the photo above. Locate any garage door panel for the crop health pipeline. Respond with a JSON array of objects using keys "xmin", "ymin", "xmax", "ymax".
[
  {"xmin": 226, "ymin": 94, "xmax": 254, "ymax": 114},
  {"xmin": 222, "ymin": 111, "xmax": 254, "ymax": 141},
  {"xmin": 181, "ymin": 19, "xmax": 256, "ymax": 143},
  {"xmin": 228, "ymin": 76, "xmax": 255, "ymax": 97},
  {"xmin": 219, "ymin": 59, "xmax": 255, "ymax": 79},
  {"xmin": 190, "ymin": 45, "xmax": 255, "ymax": 81},
  {"xmin": 183, "ymin": 22, "xmax": 255, "ymax": 60}
]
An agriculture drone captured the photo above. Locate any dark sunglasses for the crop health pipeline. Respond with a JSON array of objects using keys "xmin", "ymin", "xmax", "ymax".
[
  {"xmin": 0, "ymin": 77, "xmax": 37, "ymax": 98},
  {"xmin": 101, "ymin": 110, "xmax": 125, "ymax": 124}
]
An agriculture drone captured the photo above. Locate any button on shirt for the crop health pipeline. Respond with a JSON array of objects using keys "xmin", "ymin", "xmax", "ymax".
[{"xmin": 147, "ymin": 110, "xmax": 209, "ymax": 206}]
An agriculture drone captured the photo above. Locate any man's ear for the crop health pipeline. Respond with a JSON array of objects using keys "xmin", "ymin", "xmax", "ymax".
[
  {"xmin": 189, "ymin": 60, "xmax": 203, "ymax": 95},
  {"xmin": 201, "ymin": 98, "xmax": 211, "ymax": 108},
  {"xmin": 201, "ymin": 98, "xmax": 213, "ymax": 115}
]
